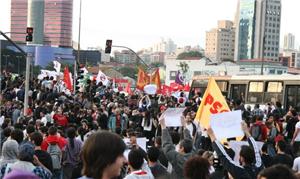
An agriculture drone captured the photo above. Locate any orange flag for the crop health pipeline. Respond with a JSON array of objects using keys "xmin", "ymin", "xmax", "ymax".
[
  {"xmin": 64, "ymin": 66, "xmax": 73, "ymax": 91},
  {"xmin": 136, "ymin": 67, "xmax": 150, "ymax": 90},
  {"xmin": 150, "ymin": 69, "xmax": 161, "ymax": 93},
  {"xmin": 195, "ymin": 77, "xmax": 230, "ymax": 128}
]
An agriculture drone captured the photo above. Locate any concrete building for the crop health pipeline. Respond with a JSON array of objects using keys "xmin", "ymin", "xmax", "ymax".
[
  {"xmin": 282, "ymin": 50, "xmax": 300, "ymax": 68},
  {"xmin": 114, "ymin": 50, "xmax": 136, "ymax": 64},
  {"xmin": 234, "ymin": 0, "xmax": 281, "ymax": 62},
  {"xmin": 165, "ymin": 58, "xmax": 240, "ymax": 85},
  {"xmin": 152, "ymin": 38, "xmax": 177, "ymax": 55},
  {"xmin": 283, "ymin": 33, "xmax": 295, "ymax": 51},
  {"xmin": 205, "ymin": 20, "xmax": 235, "ymax": 61},
  {"xmin": 10, "ymin": 0, "xmax": 73, "ymax": 47}
]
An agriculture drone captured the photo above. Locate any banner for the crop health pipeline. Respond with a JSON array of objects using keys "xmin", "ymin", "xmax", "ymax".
[
  {"xmin": 210, "ymin": 110, "xmax": 243, "ymax": 140},
  {"xmin": 150, "ymin": 69, "xmax": 161, "ymax": 93},
  {"xmin": 96, "ymin": 70, "xmax": 109, "ymax": 86},
  {"xmin": 53, "ymin": 60, "xmax": 61, "ymax": 73},
  {"xmin": 195, "ymin": 77, "xmax": 230, "ymax": 128},
  {"xmin": 136, "ymin": 67, "xmax": 150, "ymax": 90},
  {"xmin": 63, "ymin": 66, "xmax": 73, "ymax": 91},
  {"xmin": 175, "ymin": 71, "xmax": 184, "ymax": 85}
]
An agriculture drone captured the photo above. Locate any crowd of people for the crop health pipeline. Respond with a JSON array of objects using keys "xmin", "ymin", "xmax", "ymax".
[{"xmin": 0, "ymin": 72, "xmax": 299, "ymax": 179}]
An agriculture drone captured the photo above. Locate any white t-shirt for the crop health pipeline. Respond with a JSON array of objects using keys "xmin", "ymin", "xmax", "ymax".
[
  {"xmin": 294, "ymin": 122, "xmax": 300, "ymax": 141},
  {"xmin": 293, "ymin": 157, "xmax": 300, "ymax": 172}
]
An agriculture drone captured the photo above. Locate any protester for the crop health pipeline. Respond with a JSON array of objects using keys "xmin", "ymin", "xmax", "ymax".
[
  {"xmin": 62, "ymin": 127, "xmax": 82, "ymax": 179},
  {"xmin": 0, "ymin": 140, "xmax": 19, "ymax": 169},
  {"xmin": 80, "ymin": 131, "xmax": 126, "ymax": 179},
  {"xmin": 257, "ymin": 164, "xmax": 297, "ymax": 179},
  {"xmin": 147, "ymin": 147, "xmax": 169, "ymax": 178},
  {"xmin": 29, "ymin": 132, "xmax": 53, "ymax": 172},
  {"xmin": 159, "ymin": 115, "xmax": 194, "ymax": 179},
  {"xmin": 270, "ymin": 140, "xmax": 293, "ymax": 168},
  {"xmin": 0, "ymin": 143, "xmax": 52, "ymax": 179},
  {"xmin": 207, "ymin": 122, "xmax": 264, "ymax": 179},
  {"xmin": 125, "ymin": 149, "xmax": 154, "ymax": 179},
  {"xmin": 184, "ymin": 155, "xmax": 210, "ymax": 179}
]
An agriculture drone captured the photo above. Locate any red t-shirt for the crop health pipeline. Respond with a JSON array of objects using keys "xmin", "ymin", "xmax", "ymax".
[{"xmin": 53, "ymin": 114, "xmax": 68, "ymax": 127}]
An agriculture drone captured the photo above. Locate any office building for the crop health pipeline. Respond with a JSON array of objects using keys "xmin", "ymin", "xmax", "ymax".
[
  {"xmin": 205, "ymin": 20, "xmax": 235, "ymax": 61},
  {"xmin": 10, "ymin": 0, "xmax": 73, "ymax": 47},
  {"xmin": 283, "ymin": 33, "xmax": 295, "ymax": 50},
  {"xmin": 234, "ymin": 0, "xmax": 281, "ymax": 62}
]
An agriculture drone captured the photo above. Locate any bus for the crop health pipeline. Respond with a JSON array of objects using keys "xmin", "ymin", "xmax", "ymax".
[{"xmin": 190, "ymin": 74, "xmax": 300, "ymax": 112}]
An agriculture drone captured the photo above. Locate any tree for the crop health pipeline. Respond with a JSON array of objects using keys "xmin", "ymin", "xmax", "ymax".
[
  {"xmin": 178, "ymin": 62, "xmax": 189, "ymax": 74},
  {"xmin": 150, "ymin": 62, "xmax": 164, "ymax": 68},
  {"xmin": 177, "ymin": 51, "xmax": 203, "ymax": 59},
  {"xmin": 116, "ymin": 66, "xmax": 138, "ymax": 79}
]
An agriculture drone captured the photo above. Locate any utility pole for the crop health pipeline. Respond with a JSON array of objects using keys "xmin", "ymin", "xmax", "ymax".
[{"xmin": 74, "ymin": 0, "xmax": 82, "ymax": 93}]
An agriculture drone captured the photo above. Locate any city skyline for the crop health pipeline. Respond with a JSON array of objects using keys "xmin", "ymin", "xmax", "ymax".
[{"xmin": 0, "ymin": 0, "xmax": 300, "ymax": 51}]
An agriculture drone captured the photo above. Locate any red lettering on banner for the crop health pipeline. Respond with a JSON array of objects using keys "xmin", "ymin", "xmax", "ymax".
[
  {"xmin": 210, "ymin": 101, "xmax": 222, "ymax": 114},
  {"xmin": 204, "ymin": 93, "xmax": 214, "ymax": 105},
  {"xmin": 204, "ymin": 93, "xmax": 228, "ymax": 114}
]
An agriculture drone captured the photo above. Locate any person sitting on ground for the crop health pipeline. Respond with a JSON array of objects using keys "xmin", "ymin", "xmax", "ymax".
[
  {"xmin": 125, "ymin": 149, "xmax": 154, "ymax": 179},
  {"xmin": 147, "ymin": 147, "xmax": 169, "ymax": 179},
  {"xmin": 207, "ymin": 122, "xmax": 263, "ymax": 179}
]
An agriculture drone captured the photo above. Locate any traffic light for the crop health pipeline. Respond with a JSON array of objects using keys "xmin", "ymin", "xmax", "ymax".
[
  {"xmin": 105, "ymin": 39, "xmax": 112, "ymax": 54},
  {"xmin": 26, "ymin": 27, "xmax": 33, "ymax": 42}
]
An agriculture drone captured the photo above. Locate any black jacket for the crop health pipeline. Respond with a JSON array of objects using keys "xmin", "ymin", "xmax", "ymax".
[{"xmin": 212, "ymin": 137, "xmax": 264, "ymax": 179}]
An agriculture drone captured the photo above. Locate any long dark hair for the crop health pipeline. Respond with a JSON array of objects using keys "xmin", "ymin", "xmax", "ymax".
[{"xmin": 67, "ymin": 127, "xmax": 76, "ymax": 149}]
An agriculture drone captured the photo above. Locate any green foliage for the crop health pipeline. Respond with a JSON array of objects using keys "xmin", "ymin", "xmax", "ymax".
[
  {"xmin": 150, "ymin": 62, "xmax": 164, "ymax": 68},
  {"xmin": 116, "ymin": 66, "xmax": 138, "ymax": 79},
  {"xmin": 177, "ymin": 51, "xmax": 203, "ymax": 59},
  {"xmin": 178, "ymin": 62, "xmax": 189, "ymax": 74}
]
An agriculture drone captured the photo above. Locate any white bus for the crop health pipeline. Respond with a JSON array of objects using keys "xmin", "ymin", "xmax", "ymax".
[{"xmin": 190, "ymin": 74, "xmax": 300, "ymax": 112}]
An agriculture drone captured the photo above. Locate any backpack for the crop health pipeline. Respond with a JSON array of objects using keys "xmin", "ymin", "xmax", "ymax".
[
  {"xmin": 47, "ymin": 143, "xmax": 62, "ymax": 170},
  {"xmin": 251, "ymin": 124, "xmax": 262, "ymax": 141}
]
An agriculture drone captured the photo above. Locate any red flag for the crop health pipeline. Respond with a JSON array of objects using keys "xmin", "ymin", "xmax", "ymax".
[
  {"xmin": 125, "ymin": 82, "xmax": 132, "ymax": 95},
  {"xmin": 136, "ymin": 67, "xmax": 150, "ymax": 90},
  {"xmin": 64, "ymin": 66, "xmax": 73, "ymax": 91},
  {"xmin": 183, "ymin": 83, "xmax": 190, "ymax": 92},
  {"xmin": 150, "ymin": 69, "xmax": 161, "ymax": 93},
  {"xmin": 161, "ymin": 85, "xmax": 172, "ymax": 95}
]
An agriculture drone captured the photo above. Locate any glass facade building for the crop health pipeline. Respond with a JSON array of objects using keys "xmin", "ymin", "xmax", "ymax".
[
  {"xmin": 11, "ymin": 0, "xmax": 73, "ymax": 47},
  {"xmin": 237, "ymin": 0, "xmax": 256, "ymax": 60}
]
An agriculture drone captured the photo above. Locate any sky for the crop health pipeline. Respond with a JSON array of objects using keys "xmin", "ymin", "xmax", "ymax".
[{"xmin": 1, "ymin": 0, "xmax": 300, "ymax": 51}]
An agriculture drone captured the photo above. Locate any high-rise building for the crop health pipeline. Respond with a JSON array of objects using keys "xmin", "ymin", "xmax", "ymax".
[
  {"xmin": 234, "ymin": 0, "xmax": 281, "ymax": 62},
  {"xmin": 283, "ymin": 33, "xmax": 295, "ymax": 50},
  {"xmin": 11, "ymin": 0, "xmax": 28, "ymax": 43},
  {"xmin": 152, "ymin": 38, "xmax": 177, "ymax": 55},
  {"xmin": 205, "ymin": 20, "xmax": 235, "ymax": 61},
  {"xmin": 10, "ymin": 0, "xmax": 73, "ymax": 47}
]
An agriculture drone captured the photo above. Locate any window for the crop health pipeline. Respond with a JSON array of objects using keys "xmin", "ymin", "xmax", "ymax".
[
  {"xmin": 216, "ymin": 81, "xmax": 228, "ymax": 92},
  {"xmin": 249, "ymin": 82, "xmax": 264, "ymax": 92},
  {"xmin": 267, "ymin": 82, "xmax": 282, "ymax": 92}
]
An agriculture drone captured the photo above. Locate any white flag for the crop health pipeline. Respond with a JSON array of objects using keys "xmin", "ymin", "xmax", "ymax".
[
  {"xmin": 96, "ymin": 70, "xmax": 109, "ymax": 86},
  {"xmin": 53, "ymin": 60, "xmax": 61, "ymax": 73}
]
